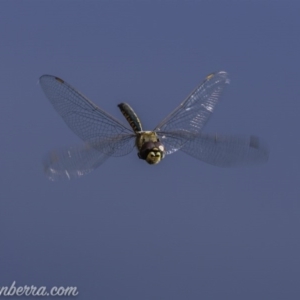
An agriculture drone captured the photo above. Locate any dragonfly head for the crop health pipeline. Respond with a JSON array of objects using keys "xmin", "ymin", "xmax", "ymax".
[
  {"xmin": 138, "ymin": 142, "xmax": 165, "ymax": 165},
  {"xmin": 146, "ymin": 150, "xmax": 163, "ymax": 164}
]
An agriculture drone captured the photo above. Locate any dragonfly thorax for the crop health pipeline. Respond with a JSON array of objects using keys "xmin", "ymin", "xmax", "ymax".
[
  {"xmin": 136, "ymin": 131, "xmax": 165, "ymax": 164},
  {"xmin": 117, "ymin": 103, "xmax": 166, "ymax": 165}
]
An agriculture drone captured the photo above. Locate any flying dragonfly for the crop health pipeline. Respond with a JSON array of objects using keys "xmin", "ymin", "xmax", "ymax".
[{"xmin": 40, "ymin": 71, "xmax": 269, "ymax": 180}]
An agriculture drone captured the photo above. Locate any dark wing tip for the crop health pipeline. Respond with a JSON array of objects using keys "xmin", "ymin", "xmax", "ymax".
[
  {"xmin": 249, "ymin": 135, "xmax": 270, "ymax": 162},
  {"xmin": 249, "ymin": 136, "xmax": 260, "ymax": 149},
  {"xmin": 55, "ymin": 77, "xmax": 64, "ymax": 84},
  {"xmin": 200, "ymin": 71, "xmax": 230, "ymax": 87},
  {"xmin": 39, "ymin": 75, "xmax": 64, "ymax": 84}
]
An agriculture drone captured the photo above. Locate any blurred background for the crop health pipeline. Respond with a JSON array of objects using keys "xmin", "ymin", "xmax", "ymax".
[{"xmin": 0, "ymin": 1, "xmax": 299, "ymax": 299}]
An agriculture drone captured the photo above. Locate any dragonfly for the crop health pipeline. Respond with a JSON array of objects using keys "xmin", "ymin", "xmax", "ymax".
[{"xmin": 40, "ymin": 71, "xmax": 269, "ymax": 180}]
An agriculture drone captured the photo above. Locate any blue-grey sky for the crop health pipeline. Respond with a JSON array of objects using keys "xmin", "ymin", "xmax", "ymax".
[{"xmin": 1, "ymin": 1, "xmax": 300, "ymax": 299}]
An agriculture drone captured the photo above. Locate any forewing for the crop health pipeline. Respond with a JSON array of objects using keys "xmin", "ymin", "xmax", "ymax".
[
  {"xmin": 155, "ymin": 71, "xmax": 229, "ymax": 153},
  {"xmin": 40, "ymin": 75, "xmax": 134, "ymax": 156},
  {"xmin": 43, "ymin": 143, "xmax": 111, "ymax": 181},
  {"xmin": 181, "ymin": 133, "xmax": 269, "ymax": 167}
]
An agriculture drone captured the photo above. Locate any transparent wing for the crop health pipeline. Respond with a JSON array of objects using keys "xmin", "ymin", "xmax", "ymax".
[
  {"xmin": 156, "ymin": 130, "xmax": 194, "ymax": 155},
  {"xmin": 155, "ymin": 71, "xmax": 229, "ymax": 153},
  {"xmin": 40, "ymin": 75, "xmax": 135, "ymax": 156},
  {"xmin": 180, "ymin": 133, "xmax": 269, "ymax": 167},
  {"xmin": 43, "ymin": 143, "xmax": 112, "ymax": 181}
]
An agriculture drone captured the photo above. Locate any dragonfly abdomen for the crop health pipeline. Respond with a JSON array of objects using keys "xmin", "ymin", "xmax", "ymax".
[{"xmin": 118, "ymin": 103, "xmax": 143, "ymax": 133}]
